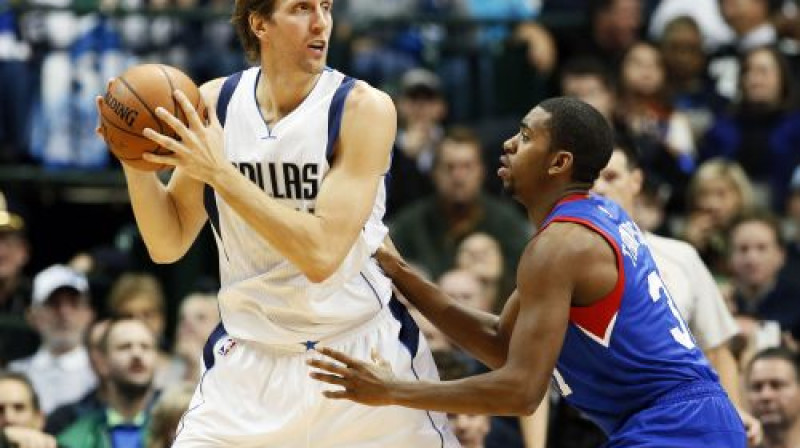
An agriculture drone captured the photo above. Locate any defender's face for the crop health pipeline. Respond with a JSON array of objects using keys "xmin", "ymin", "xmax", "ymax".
[
  {"xmin": 499, "ymin": 107, "xmax": 552, "ymax": 201},
  {"xmin": 264, "ymin": 0, "xmax": 333, "ymax": 74}
]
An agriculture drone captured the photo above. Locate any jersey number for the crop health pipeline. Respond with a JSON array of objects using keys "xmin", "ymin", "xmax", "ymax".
[{"xmin": 647, "ymin": 271, "xmax": 695, "ymax": 350}]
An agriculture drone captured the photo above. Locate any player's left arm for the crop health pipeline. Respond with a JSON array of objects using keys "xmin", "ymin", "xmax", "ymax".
[
  {"xmin": 145, "ymin": 82, "xmax": 394, "ymax": 283},
  {"xmin": 309, "ymin": 225, "xmax": 585, "ymax": 415}
]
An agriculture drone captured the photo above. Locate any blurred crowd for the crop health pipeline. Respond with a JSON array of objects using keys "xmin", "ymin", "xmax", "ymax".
[{"xmin": 2, "ymin": 0, "xmax": 800, "ymax": 447}]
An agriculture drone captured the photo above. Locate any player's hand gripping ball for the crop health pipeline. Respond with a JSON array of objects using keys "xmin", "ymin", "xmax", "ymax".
[{"xmin": 98, "ymin": 64, "xmax": 205, "ymax": 171}]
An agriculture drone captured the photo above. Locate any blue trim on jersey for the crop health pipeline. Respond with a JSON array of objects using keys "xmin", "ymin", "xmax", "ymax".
[
  {"xmin": 389, "ymin": 297, "xmax": 419, "ymax": 357},
  {"xmin": 410, "ymin": 362, "xmax": 446, "ymax": 448},
  {"xmin": 326, "ymin": 76, "xmax": 357, "ymax": 162},
  {"xmin": 202, "ymin": 322, "xmax": 228, "ymax": 370},
  {"xmin": 360, "ymin": 272, "xmax": 384, "ymax": 310},
  {"xmin": 217, "ymin": 71, "xmax": 243, "ymax": 127},
  {"xmin": 203, "ymin": 185, "xmax": 225, "ymax": 251}
]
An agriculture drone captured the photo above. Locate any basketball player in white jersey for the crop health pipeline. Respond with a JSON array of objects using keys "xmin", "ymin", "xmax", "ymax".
[{"xmin": 96, "ymin": 0, "xmax": 458, "ymax": 446}]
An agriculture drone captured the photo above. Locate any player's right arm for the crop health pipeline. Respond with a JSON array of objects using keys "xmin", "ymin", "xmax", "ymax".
[{"xmin": 97, "ymin": 78, "xmax": 223, "ymax": 263}]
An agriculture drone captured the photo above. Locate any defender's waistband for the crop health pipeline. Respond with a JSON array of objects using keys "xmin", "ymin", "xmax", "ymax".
[{"xmin": 652, "ymin": 380, "xmax": 728, "ymax": 406}]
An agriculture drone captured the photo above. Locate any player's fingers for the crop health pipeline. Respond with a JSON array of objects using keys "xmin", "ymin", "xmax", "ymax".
[
  {"xmin": 154, "ymin": 107, "xmax": 194, "ymax": 144},
  {"xmin": 307, "ymin": 358, "xmax": 349, "ymax": 377},
  {"xmin": 318, "ymin": 347, "xmax": 360, "ymax": 368},
  {"xmin": 174, "ymin": 89, "xmax": 205, "ymax": 131},
  {"xmin": 142, "ymin": 128, "xmax": 188, "ymax": 156},
  {"xmin": 142, "ymin": 151, "xmax": 179, "ymax": 166},
  {"xmin": 309, "ymin": 371, "xmax": 348, "ymax": 386},
  {"xmin": 322, "ymin": 390, "xmax": 351, "ymax": 400}
]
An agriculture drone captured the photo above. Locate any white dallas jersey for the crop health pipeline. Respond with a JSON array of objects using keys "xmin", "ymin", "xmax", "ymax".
[{"xmin": 206, "ymin": 67, "xmax": 392, "ymax": 345}]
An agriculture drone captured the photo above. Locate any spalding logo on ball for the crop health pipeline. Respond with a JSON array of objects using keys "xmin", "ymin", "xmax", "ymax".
[{"xmin": 99, "ymin": 64, "xmax": 205, "ymax": 171}]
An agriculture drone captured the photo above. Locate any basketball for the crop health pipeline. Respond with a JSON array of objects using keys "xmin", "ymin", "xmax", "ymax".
[{"xmin": 99, "ymin": 64, "xmax": 204, "ymax": 171}]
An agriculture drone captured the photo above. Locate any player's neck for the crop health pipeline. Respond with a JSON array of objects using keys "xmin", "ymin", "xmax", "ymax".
[
  {"xmin": 256, "ymin": 66, "xmax": 321, "ymax": 123},
  {"xmin": 526, "ymin": 185, "xmax": 591, "ymax": 228}
]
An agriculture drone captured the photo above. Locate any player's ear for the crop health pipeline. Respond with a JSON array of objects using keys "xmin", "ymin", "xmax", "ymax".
[
  {"xmin": 548, "ymin": 150, "xmax": 573, "ymax": 176},
  {"xmin": 249, "ymin": 12, "xmax": 268, "ymax": 41}
]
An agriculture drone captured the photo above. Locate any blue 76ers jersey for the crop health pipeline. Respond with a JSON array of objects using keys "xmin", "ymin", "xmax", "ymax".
[{"xmin": 542, "ymin": 194, "xmax": 719, "ymax": 435}]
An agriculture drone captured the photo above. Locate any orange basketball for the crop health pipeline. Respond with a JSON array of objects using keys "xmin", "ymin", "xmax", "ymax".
[{"xmin": 99, "ymin": 64, "xmax": 204, "ymax": 171}]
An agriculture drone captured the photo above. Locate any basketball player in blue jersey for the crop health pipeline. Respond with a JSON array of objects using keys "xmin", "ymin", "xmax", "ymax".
[
  {"xmin": 309, "ymin": 97, "xmax": 748, "ymax": 447},
  {"xmin": 96, "ymin": 0, "xmax": 458, "ymax": 446}
]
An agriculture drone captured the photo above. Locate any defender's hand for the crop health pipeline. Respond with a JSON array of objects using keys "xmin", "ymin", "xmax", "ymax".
[
  {"xmin": 739, "ymin": 409, "xmax": 763, "ymax": 447},
  {"xmin": 375, "ymin": 236, "xmax": 405, "ymax": 278},
  {"xmin": 308, "ymin": 347, "xmax": 398, "ymax": 407}
]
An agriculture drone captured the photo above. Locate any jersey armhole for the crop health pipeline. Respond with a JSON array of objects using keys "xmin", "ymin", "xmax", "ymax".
[{"xmin": 549, "ymin": 216, "xmax": 626, "ymax": 343}]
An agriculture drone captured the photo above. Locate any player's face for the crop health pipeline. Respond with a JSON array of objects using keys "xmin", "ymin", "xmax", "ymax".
[
  {"xmin": 500, "ymin": 107, "xmax": 552, "ymax": 201},
  {"xmin": 0, "ymin": 379, "xmax": 42, "ymax": 429},
  {"xmin": 592, "ymin": 150, "xmax": 642, "ymax": 212},
  {"xmin": 747, "ymin": 358, "xmax": 800, "ymax": 429},
  {"xmin": 264, "ymin": 0, "xmax": 333, "ymax": 74}
]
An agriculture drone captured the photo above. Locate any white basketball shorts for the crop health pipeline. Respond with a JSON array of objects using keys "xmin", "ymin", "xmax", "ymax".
[{"xmin": 173, "ymin": 298, "xmax": 461, "ymax": 448}]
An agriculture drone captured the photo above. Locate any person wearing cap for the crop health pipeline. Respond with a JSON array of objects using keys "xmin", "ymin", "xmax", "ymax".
[
  {"xmin": 8, "ymin": 265, "xmax": 96, "ymax": 415},
  {"xmin": 387, "ymin": 68, "xmax": 448, "ymax": 216},
  {"xmin": 0, "ymin": 191, "xmax": 37, "ymax": 366}
]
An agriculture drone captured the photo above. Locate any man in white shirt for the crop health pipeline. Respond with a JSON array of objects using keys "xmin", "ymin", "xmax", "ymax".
[
  {"xmin": 592, "ymin": 138, "xmax": 762, "ymax": 446},
  {"xmin": 9, "ymin": 265, "xmax": 96, "ymax": 415}
]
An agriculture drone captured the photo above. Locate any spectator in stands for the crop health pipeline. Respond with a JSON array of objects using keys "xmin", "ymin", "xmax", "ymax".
[
  {"xmin": 387, "ymin": 68, "xmax": 447, "ymax": 216},
  {"xmin": 703, "ymin": 46, "xmax": 800, "ymax": 211},
  {"xmin": 455, "ymin": 233, "xmax": 506, "ymax": 311},
  {"xmin": 0, "ymin": 191, "xmax": 37, "ymax": 366},
  {"xmin": 684, "ymin": 158, "xmax": 756, "ymax": 274},
  {"xmin": 617, "ymin": 41, "xmax": 697, "ymax": 208},
  {"xmin": 559, "ymin": 56, "xmax": 618, "ymax": 124},
  {"xmin": 0, "ymin": 371, "xmax": 57, "ymax": 448},
  {"xmin": 729, "ymin": 212, "xmax": 800, "ymax": 344},
  {"xmin": 45, "ymin": 319, "xmax": 110, "ymax": 435},
  {"xmin": 452, "ymin": 413, "xmax": 491, "ymax": 448},
  {"xmin": 9, "ymin": 265, "xmax": 96, "ymax": 415},
  {"xmin": 709, "ymin": 0, "xmax": 780, "ymax": 99},
  {"xmin": 659, "ymin": 16, "xmax": 729, "ymax": 142},
  {"xmin": 745, "ymin": 348, "xmax": 800, "ymax": 448},
  {"xmin": 390, "ymin": 127, "xmax": 531, "ymax": 279},
  {"xmin": 108, "ymin": 273, "xmax": 180, "ymax": 389},
  {"xmin": 555, "ymin": 0, "xmax": 645, "ymax": 71},
  {"xmin": 648, "ymin": 0, "xmax": 734, "ymax": 51},
  {"xmin": 58, "ymin": 317, "xmax": 158, "ymax": 448},
  {"xmin": 559, "ymin": 56, "xmax": 633, "ymax": 149},
  {"xmin": 147, "ymin": 381, "xmax": 195, "ymax": 448},
  {"xmin": 172, "ymin": 292, "xmax": 219, "ymax": 383},
  {"xmin": 438, "ymin": 269, "xmax": 490, "ymax": 313}
]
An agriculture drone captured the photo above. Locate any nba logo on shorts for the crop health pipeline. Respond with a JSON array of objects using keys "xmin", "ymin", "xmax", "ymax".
[{"xmin": 217, "ymin": 338, "xmax": 237, "ymax": 358}]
